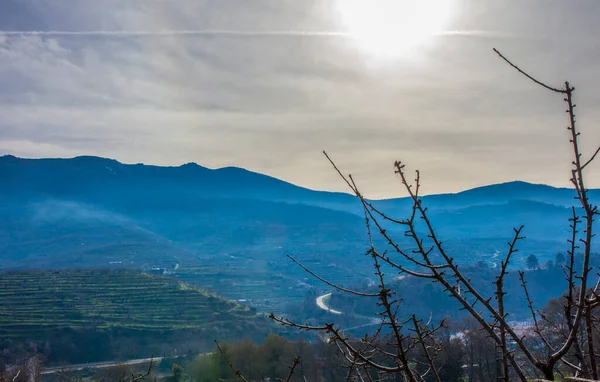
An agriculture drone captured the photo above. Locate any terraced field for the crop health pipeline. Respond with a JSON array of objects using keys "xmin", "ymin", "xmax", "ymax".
[
  {"xmin": 0, "ymin": 270, "xmax": 266, "ymax": 336},
  {"xmin": 0, "ymin": 270, "xmax": 282, "ymax": 364}
]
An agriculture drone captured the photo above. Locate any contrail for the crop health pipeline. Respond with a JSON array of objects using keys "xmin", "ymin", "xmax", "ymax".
[
  {"xmin": 0, "ymin": 29, "xmax": 348, "ymax": 37},
  {"xmin": 0, "ymin": 29, "xmax": 506, "ymax": 38}
]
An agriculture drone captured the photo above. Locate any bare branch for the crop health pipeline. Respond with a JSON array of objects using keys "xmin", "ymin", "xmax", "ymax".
[
  {"xmin": 120, "ymin": 356, "xmax": 155, "ymax": 382},
  {"xmin": 582, "ymin": 145, "xmax": 600, "ymax": 170},
  {"xmin": 411, "ymin": 315, "xmax": 441, "ymax": 382},
  {"xmin": 495, "ymin": 226, "xmax": 525, "ymax": 381},
  {"xmin": 287, "ymin": 254, "xmax": 380, "ymax": 297},
  {"xmin": 215, "ymin": 341, "xmax": 249, "ymax": 382},
  {"xmin": 492, "ymin": 48, "xmax": 566, "ymax": 93},
  {"xmin": 518, "ymin": 271, "xmax": 553, "ymax": 352},
  {"xmin": 276, "ymin": 357, "xmax": 301, "ymax": 382},
  {"xmin": 585, "ymin": 305, "xmax": 599, "ymax": 379}
]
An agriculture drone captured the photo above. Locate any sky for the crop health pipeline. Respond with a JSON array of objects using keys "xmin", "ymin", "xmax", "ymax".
[{"xmin": 1, "ymin": 0, "xmax": 600, "ymax": 198}]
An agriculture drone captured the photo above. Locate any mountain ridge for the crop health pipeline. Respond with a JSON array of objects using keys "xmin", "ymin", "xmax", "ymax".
[
  {"xmin": 1, "ymin": 154, "xmax": 597, "ymax": 313},
  {"xmin": 0, "ymin": 154, "xmax": 590, "ymax": 205}
]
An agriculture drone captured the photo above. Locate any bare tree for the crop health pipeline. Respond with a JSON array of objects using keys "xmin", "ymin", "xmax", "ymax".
[
  {"xmin": 219, "ymin": 49, "xmax": 600, "ymax": 381},
  {"xmin": 270, "ymin": 49, "xmax": 600, "ymax": 381}
]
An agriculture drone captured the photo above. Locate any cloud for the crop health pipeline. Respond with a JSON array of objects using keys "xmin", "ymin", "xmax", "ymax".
[{"xmin": 1, "ymin": 0, "xmax": 600, "ymax": 197}]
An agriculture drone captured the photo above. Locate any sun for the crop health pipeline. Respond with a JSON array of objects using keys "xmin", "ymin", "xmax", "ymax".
[{"xmin": 334, "ymin": 0, "xmax": 455, "ymax": 61}]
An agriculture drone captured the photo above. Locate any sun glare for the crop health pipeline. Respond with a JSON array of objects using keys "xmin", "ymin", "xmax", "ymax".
[{"xmin": 334, "ymin": 0, "xmax": 455, "ymax": 61}]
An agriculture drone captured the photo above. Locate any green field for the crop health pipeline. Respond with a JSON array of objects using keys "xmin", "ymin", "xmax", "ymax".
[{"xmin": 0, "ymin": 270, "xmax": 279, "ymax": 364}]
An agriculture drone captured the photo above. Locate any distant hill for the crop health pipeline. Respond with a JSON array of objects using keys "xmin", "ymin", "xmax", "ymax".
[
  {"xmin": 0, "ymin": 269, "xmax": 279, "ymax": 364},
  {"xmin": 1, "ymin": 155, "xmax": 594, "ymax": 213},
  {"xmin": 0, "ymin": 154, "xmax": 357, "ymax": 211},
  {"xmin": 1, "ymin": 155, "xmax": 597, "ymax": 313}
]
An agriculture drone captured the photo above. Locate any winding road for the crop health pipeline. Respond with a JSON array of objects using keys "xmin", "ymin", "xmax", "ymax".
[
  {"xmin": 315, "ymin": 277, "xmax": 412, "ymax": 330},
  {"xmin": 315, "ymin": 293, "xmax": 343, "ymax": 315},
  {"xmin": 316, "ymin": 292, "xmax": 381, "ymax": 332}
]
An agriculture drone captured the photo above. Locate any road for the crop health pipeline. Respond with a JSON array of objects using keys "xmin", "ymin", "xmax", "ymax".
[
  {"xmin": 316, "ymin": 276, "xmax": 408, "ymax": 316},
  {"xmin": 316, "ymin": 280, "xmax": 415, "ymax": 331},
  {"xmin": 41, "ymin": 356, "xmax": 162, "ymax": 375},
  {"xmin": 315, "ymin": 293, "xmax": 343, "ymax": 315}
]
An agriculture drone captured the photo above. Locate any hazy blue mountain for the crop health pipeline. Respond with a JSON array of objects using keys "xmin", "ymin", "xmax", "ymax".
[
  {"xmin": 0, "ymin": 155, "xmax": 358, "ymax": 211},
  {"xmin": 1, "ymin": 154, "xmax": 595, "ymax": 256},
  {"xmin": 1, "ymin": 155, "xmax": 597, "ymax": 311},
  {"xmin": 3, "ymin": 155, "xmax": 591, "ymax": 215},
  {"xmin": 0, "ymin": 199, "xmax": 200, "ymax": 270}
]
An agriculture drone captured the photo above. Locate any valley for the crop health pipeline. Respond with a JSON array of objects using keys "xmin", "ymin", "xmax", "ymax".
[{"xmin": 0, "ymin": 155, "xmax": 596, "ymax": 367}]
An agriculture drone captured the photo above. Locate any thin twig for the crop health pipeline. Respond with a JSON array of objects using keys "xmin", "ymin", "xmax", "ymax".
[
  {"xmin": 518, "ymin": 271, "xmax": 553, "ymax": 353},
  {"xmin": 287, "ymin": 254, "xmax": 379, "ymax": 297},
  {"xmin": 495, "ymin": 226, "xmax": 525, "ymax": 381},
  {"xmin": 276, "ymin": 357, "xmax": 301, "ymax": 382},
  {"xmin": 411, "ymin": 315, "xmax": 441, "ymax": 382},
  {"xmin": 492, "ymin": 48, "xmax": 566, "ymax": 93},
  {"xmin": 120, "ymin": 356, "xmax": 154, "ymax": 382},
  {"xmin": 582, "ymin": 145, "xmax": 600, "ymax": 170},
  {"xmin": 215, "ymin": 341, "xmax": 249, "ymax": 382}
]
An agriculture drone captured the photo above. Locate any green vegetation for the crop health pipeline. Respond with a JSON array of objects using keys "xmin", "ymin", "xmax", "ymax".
[
  {"xmin": 0, "ymin": 270, "xmax": 278, "ymax": 364},
  {"xmin": 188, "ymin": 334, "xmax": 341, "ymax": 382},
  {"xmin": 185, "ymin": 333, "xmax": 465, "ymax": 382}
]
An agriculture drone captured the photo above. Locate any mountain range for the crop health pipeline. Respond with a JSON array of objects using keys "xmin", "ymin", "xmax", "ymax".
[{"xmin": 1, "ymin": 154, "xmax": 596, "ymax": 312}]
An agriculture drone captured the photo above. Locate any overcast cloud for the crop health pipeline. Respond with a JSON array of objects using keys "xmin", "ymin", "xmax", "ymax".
[{"xmin": 1, "ymin": 0, "xmax": 599, "ymax": 197}]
